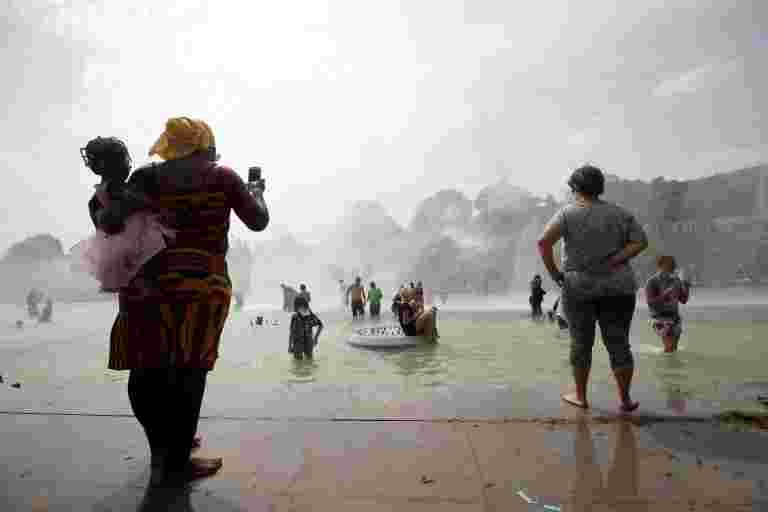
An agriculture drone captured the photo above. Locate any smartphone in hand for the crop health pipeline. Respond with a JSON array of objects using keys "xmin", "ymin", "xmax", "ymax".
[{"xmin": 248, "ymin": 166, "xmax": 265, "ymax": 192}]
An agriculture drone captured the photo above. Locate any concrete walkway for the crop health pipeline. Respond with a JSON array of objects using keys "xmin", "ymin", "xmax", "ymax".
[{"xmin": 1, "ymin": 412, "xmax": 767, "ymax": 511}]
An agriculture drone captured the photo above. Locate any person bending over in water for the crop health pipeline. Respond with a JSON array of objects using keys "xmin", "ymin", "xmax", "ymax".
[
  {"xmin": 529, "ymin": 275, "xmax": 546, "ymax": 318},
  {"xmin": 538, "ymin": 165, "xmax": 647, "ymax": 413},
  {"xmin": 645, "ymin": 255, "xmax": 690, "ymax": 353},
  {"xmin": 347, "ymin": 276, "xmax": 367, "ymax": 320},
  {"xmin": 289, "ymin": 296, "xmax": 323, "ymax": 360}
]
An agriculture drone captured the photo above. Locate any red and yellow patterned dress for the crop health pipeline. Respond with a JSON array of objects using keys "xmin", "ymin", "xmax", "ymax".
[{"xmin": 98, "ymin": 154, "xmax": 267, "ymax": 370}]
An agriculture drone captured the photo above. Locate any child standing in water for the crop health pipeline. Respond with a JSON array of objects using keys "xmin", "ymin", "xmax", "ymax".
[
  {"xmin": 288, "ymin": 296, "xmax": 323, "ymax": 360},
  {"xmin": 71, "ymin": 136, "xmax": 174, "ymax": 292},
  {"xmin": 645, "ymin": 255, "xmax": 690, "ymax": 353}
]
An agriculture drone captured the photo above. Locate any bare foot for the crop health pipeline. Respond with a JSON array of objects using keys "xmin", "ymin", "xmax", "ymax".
[
  {"xmin": 161, "ymin": 457, "xmax": 223, "ymax": 486},
  {"xmin": 561, "ymin": 392, "xmax": 589, "ymax": 409},
  {"xmin": 619, "ymin": 401, "xmax": 640, "ymax": 413}
]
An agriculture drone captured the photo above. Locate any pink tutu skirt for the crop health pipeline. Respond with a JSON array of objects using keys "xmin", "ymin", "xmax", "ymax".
[{"xmin": 71, "ymin": 212, "xmax": 174, "ymax": 292}]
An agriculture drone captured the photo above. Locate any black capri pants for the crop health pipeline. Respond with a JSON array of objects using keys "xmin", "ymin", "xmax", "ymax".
[{"xmin": 562, "ymin": 293, "xmax": 636, "ymax": 370}]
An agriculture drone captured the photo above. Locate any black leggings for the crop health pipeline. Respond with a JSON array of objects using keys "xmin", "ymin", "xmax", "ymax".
[
  {"xmin": 128, "ymin": 368, "xmax": 207, "ymax": 473},
  {"xmin": 562, "ymin": 294, "xmax": 636, "ymax": 370}
]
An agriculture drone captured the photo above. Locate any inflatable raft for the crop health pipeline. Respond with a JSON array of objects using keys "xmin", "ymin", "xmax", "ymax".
[{"xmin": 347, "ymin": 308, "xmax": 439, "ymax": 349}]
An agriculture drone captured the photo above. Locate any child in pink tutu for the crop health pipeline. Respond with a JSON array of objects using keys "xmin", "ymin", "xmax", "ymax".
[{"xmin": 71, "ymin": 136, "xmax": 174, "ymax": 292}]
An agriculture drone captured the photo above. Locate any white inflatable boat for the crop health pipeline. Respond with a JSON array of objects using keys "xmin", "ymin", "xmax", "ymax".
[
  {"xmin": 347, "ymin": 307, "xmax": 439, "ymax": 349},
  {"xmin": 347, "ymin": 325, "xmax": 426, "ymax": 348}
]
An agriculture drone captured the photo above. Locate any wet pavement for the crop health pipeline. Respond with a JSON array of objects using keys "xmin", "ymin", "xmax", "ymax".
[{"xmin": 1, "ymin": 413, "xmax": 766, "ymax": 511}]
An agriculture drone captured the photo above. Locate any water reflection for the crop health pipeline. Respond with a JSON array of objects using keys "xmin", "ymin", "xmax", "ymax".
[
  {"xmin": 572, "ymin": 421, "xmax": 642, "ymax": 511},
  {"xmin": 92, "ymin": 476, "xmax": 245, "ymax": 511},
  {"xmin": 654, "ymin": 353, "xmax": 689, "ymax": 414},
  {"xmin": 286, "ymin": 358, "xmax": 319, "ymax": 384},
  {"xmin": 387, "ymin": 344, "xmax": 441, "ymax": 377}
]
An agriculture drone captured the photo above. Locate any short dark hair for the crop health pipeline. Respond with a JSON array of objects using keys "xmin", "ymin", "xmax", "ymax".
[
  {"xmin": 568, "ymin": 165, "xmax": 605, "ymax": 197},
  {"xmin": 656, "ymin": 255, "xmax": 677, "ymax": 270},
  {"xmin": 80, "ymin": 136, "xmax": 132, "ymax": 181}
]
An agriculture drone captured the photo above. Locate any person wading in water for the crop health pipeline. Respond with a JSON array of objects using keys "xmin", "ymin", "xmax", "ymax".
[
  {"xmin": 645, "ymin": 255, "xmax": 690, "ymax": 353},
  {"xmin": 347, "ymin": 276, "xmax": 367, "ymax": 320},
  {"xmin": 368, "ymin": 281, "xmax": 383, "ymax": 319}
]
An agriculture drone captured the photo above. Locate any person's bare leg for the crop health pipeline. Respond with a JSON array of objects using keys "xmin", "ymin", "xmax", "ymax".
[
  {"xmin": 672, "ymin": 333, "xmax": 681, "ymax": 352},
  {"xmin": 562, "ymin": 366, "xmax": 590, "ymax": 409},
  {"xmin": 662, "ymin": 335, "xmax": 675, "ymax": 353},
  {"xmin": 613, "ymin": 366, "xmax": 639, "ymax": 412}
]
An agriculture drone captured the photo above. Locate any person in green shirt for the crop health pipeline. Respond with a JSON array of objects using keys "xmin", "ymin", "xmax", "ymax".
[{"xmin": 368, "ymin": 281, "xmax": 384, "ymax": 318}]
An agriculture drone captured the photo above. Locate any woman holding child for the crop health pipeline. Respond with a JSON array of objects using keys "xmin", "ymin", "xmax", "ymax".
[{"xmin": 82, "ymin": 117, "xmax": 269, "ymax": 485}]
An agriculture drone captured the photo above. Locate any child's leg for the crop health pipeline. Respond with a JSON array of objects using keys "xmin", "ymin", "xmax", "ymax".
[
  {"xmin": 671, "ymin": 321, "xmax": 683, "ymax": 351},
  {"xmin": 662, "ymin": 335, "xmax": 675, "ymax": 353}
]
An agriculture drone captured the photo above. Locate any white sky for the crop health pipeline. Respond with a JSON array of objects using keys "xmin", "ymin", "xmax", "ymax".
[{"xmin": 2, "ymin": 0, "xmax": 767, "ymax": 252}]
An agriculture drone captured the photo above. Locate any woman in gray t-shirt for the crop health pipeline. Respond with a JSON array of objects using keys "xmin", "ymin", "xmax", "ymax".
[{"xmin": 538, "ymin": 165, "xmax": 648, "ymax": 412}]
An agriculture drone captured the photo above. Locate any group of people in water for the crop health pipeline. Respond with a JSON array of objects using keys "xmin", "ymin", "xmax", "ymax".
[
  {"xmin": 337, "ymin": 277, "xmax": 384, "ymax": 319},
  {"xmin": 66, "ymin": 112, "xmax": 695, "ymax": 488},
  {"xmin": 336, "ymin": 277, "xmax": 436, "ymax": 339}
]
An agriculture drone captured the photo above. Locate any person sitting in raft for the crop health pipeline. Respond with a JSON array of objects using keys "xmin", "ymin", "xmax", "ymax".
[
  {"xmin": 645, "ymin": 255, "xmax": 690, "ymax": 353},
  {"xmin": 288, "ymin": 296, "xmax": 323, "ymax": 360},
  {"xmin": 398, "ymin": 287, "xmax": 438, "ymax": 340}
]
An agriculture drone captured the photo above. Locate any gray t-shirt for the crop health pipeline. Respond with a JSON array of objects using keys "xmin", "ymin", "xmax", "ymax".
[
  {"xmin": 645, "ymin": 272, "xmax": 684, "ymax": 319},
  {"xmin": 546, "ymin": 200, "xmax": 647, "ymax": 299}
]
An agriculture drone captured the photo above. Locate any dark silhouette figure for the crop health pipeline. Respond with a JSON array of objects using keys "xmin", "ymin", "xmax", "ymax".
[
  {"xmin": 529, "ymin": 275, "xmax": 546, "ymax": 317},
  {"xmin": 38, "ymin": 299, "xmax": 53, "ymax": 323}
]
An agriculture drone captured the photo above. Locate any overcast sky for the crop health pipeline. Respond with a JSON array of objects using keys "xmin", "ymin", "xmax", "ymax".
[{"xmin": 2, "ymin": 0, "xmax": 767, "ymax": 252}]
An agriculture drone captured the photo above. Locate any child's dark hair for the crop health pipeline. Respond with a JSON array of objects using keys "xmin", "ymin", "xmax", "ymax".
[{"xmin": 80, "ymin": 136, "xmax": 132, "ymax": 182}]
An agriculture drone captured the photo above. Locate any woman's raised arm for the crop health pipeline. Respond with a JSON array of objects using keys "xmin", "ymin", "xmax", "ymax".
[{"xmin": 223, "ymin": 167, "xmax": 269, "ymax": 232}]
